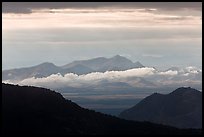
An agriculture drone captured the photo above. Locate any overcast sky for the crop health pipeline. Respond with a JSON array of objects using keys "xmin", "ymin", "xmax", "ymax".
[{"xmin": 2, "ymin": 2, "xmax": 202, "ymax": 70}]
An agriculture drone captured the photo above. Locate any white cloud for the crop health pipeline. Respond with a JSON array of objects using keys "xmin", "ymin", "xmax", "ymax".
[
  {"xmin": 158, "ymin": 70, "xmax": 178, "ymax": 76},
  {"xmin": 3, "ymin": 66, "xmax": 201, "ymax": 90},
  {"xmin": 183, "ymin": 73, "xmax": 190, "ymax": 76},
  {"xmin": 184, "ymin": 66, "xmax": 201, "ymax": 74},
  {"xmin": 7, "ymin": 67, "xmax": 155, "ymax": 88}
]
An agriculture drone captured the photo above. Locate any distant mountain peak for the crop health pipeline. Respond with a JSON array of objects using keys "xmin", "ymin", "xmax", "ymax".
[
  {"xmin": 113, "ymin": 55, "xmax": 122, "ymax": 58},
  {"xmin": 2, "ymin": 56, "xmax": 146, "ymax": 81},
  {"xmin": 134, "ymin": 61, "xmax": 144, "ymax": 67},
  {"xmin": 111, "ymin": 55, "xmax": 131, "ymax": 60},
  {"xmin": 37, "ymin": 62, "xmax": 56, "ymax": 67},
  {"xmin": 135, "ymin": 61, "xmax": 141, "ymax": 63}
]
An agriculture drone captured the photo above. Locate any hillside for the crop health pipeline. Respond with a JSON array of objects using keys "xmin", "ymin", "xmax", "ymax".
[
  {"xmin": 119, "ymin": 87, "xmax": 202, "ymax": 129},
  {"xmin": 2, "ymin": 83, "xmax": 201, "ymax": 135}
]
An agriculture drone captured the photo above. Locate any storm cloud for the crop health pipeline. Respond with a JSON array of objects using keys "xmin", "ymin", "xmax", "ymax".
[{"xmin": 2, "ymin": 2, "xmax": 202, "ymax": 14}]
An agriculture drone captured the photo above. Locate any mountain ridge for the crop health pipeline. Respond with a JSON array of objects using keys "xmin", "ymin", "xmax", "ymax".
[
  {"xmin": 2, "ymin": 55, "xmax": 144, "ymax": 81},
  {"xmin": 2, "ymin": 83, "xmax": 201, "ymax": 135},
  {"xmin": 119, "ymin": 87, "xmax": 202, "ymax": 129}
]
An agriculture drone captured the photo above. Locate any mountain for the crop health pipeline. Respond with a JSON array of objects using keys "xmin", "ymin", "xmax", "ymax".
[
  {"xmin": 119, "ymin": 87, "xmax": 202, "ymax": 129},
  {"xmin": 134, "ymin": 61, "xmax": 144, "ymax": 68},
  {"xmin": 62, "ymin": 57, "xmax": 108, "ymax": 70},
  {"xmin": 62, "ymin": 64, "xmax": 94, "ymax": 75},
  {"xmin": 63, "ymin": 55, "xmax": 144, "ymax": 72},
  {"xmin": 2, "ymin": 55, "xmax": 144, "ymax": 81},
  {"xmin": 96, "ymin": 55, "xmax": 143, "ymax": 72},
  {"xmin": 2, "ymin": 83, "xmax": 200, "ymax": 135},
  {"xmin": 2, "ymin": 62, "xmax": 62, "ymax": 81}
]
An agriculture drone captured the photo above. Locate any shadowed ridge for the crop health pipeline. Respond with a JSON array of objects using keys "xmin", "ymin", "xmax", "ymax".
[
  {"xmin": 119, "ymin": 87, "xmax": 202, "ymax": 129},
  {"xmin": 2, "ymin": 83, "xmax": 201, "ymax": 135}
]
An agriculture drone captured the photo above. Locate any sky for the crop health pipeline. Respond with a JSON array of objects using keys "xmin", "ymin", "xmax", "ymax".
[{"xmin": 2, "ymin": 2, "xmax": 202, "ymax": 70}]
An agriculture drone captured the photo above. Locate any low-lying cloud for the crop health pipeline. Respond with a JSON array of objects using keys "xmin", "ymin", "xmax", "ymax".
[
  {"xmin": 3, "ymin": 66, "xmax": 202, "ymax": 91},
  {"xmin": 158, "ymin": 70, "xmax": 178, "ymax": 76}
]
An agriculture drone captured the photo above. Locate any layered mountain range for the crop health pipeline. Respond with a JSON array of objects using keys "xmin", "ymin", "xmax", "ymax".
[
  {"xmin": 2, "ymin": 55, "xmax": 144, "ymax": 81},
  {"xmin": 2, "ymin": 55, "xmax": 201, "ymax": 91}
]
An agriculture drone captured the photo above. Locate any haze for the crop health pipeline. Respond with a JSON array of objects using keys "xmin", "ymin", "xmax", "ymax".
[{"xmin": 2, "ymin": 2, "xmax": 202, "ymax": 70}]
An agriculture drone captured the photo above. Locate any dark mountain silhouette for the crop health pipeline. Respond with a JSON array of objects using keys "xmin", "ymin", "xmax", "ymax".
[
  {"xmin": 2, "ymin": 83, "xmax": 200, "ymax": 135},
  {"xmin": 2, "ymin": 55, "xmax": 144, "ymax": 81},
  {"xmin": 119, "ymin": 87, "xmax": 202, "ymax": 129}
]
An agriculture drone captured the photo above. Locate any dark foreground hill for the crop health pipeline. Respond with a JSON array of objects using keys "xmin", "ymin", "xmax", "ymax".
[
  {"xmin": 119, "ymin": 87, "xmax": 202, "ymax": 129},
  {"xmin": 2, "ymin": 83, "xmax": 201, "ymax": 135}
]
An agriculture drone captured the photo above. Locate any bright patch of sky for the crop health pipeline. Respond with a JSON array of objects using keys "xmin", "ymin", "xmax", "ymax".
[{"xmin": 2, "ymin": 2, "xmax": 202, "ymax": 70}]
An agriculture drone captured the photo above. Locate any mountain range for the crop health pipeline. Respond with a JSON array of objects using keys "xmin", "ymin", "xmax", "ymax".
[
  {"xmin": 2, "ymin": 83, "xmax": 201, "ymax": 135},
  {"xmin": 2, "ymin": 55, "xmax": 202, "ymax": 92},
  {"xmin": 2, "ymin": 55, "xmax": 144, "ymax": 81},
  {"xmin": 119, "ymin": 87, "xmax": 202, "ymax": 129}
]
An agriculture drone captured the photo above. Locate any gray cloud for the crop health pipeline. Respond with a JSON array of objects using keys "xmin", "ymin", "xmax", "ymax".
[
  {"xmin": 157, "ymin": 16, "xmax": 197, "ymax": 21},
  {"xmin": 3, "ymin": 27, "xmax": 201, "ymax": 45},
  {"xmin": 2, "ymin": 2, "xmax": 202, "ymax": 14}
]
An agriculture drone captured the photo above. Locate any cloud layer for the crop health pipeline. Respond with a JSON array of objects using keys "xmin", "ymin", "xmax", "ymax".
[
  {"xmin": 3, "ymin": 66, "xmax": 202, "ymax": 91},
  {"xmin": 2, "ymin": 3, "xmax": 201, "ymax": 71},
  {"xmin": 2, "ymin": 2, "xmax": 202, "ymax": 14},
  {"xmin": 3, "ymin": 2, "xmax": 201, "ymax": 30}
]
